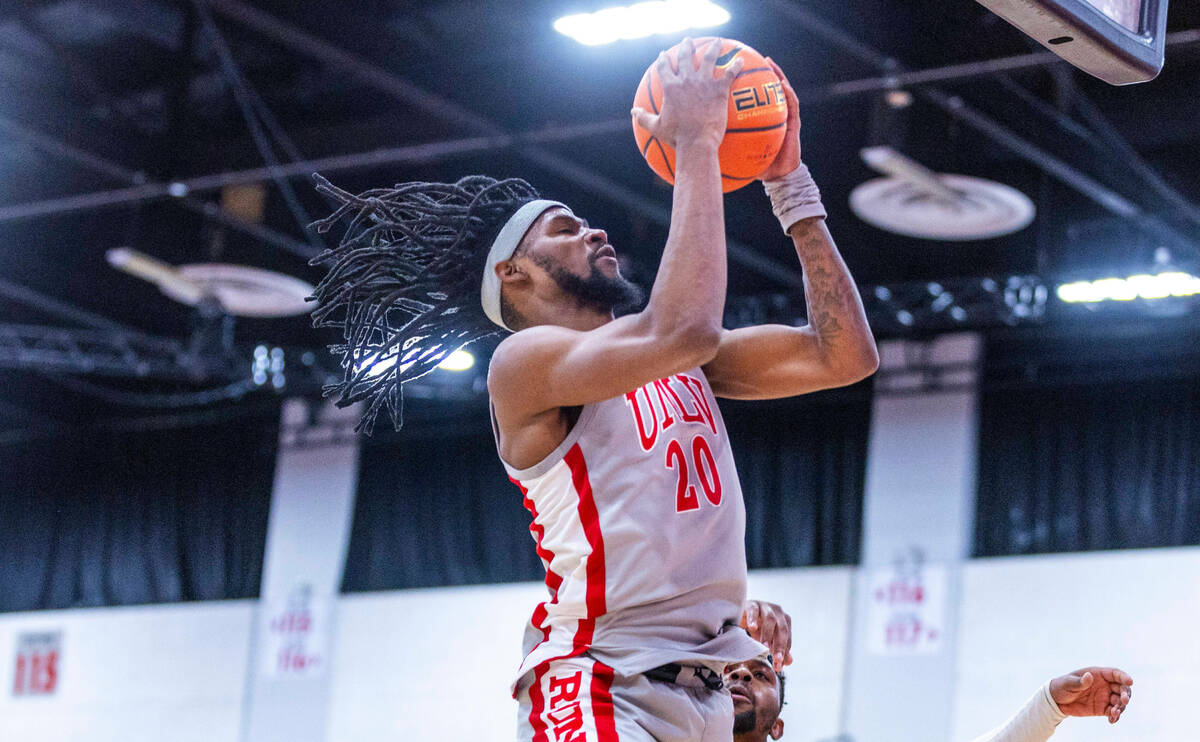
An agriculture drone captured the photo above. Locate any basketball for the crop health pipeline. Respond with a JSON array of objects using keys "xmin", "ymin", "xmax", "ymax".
[{"xmin": 632, "ymin": 37, "xmax": 788, "ymax": 193}]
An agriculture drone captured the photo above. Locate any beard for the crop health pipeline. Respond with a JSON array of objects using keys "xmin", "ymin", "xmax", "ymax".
[
  {"xmin": 732, "ymin": 709, "xmax": 757, "ymax": 734},
  {"xmin": 533, "ymin": 253, "xmax": 645, "ymax": 316}
]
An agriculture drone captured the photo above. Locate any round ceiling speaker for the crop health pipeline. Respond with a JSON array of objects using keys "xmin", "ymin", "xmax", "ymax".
[
  {"xmin": 849, "ymin": 174, "xmax": 1035, "ymax": 240},
  {"xmin": 161, "ymin": 264, "xmax": 314, "ymax": 318}
]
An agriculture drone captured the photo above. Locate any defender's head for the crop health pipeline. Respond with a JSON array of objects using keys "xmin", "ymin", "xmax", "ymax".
[
  {"xmin": 485, "ymin": 203, "xmax": 643, "ymax": 332},
  {"xmin": 724, "ymin": 657, "xmax": 786, "ymax": 741}
]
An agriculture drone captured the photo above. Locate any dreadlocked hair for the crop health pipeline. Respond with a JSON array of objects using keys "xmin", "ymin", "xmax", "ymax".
[{"xmin": 307, "ymin": 173, "xmax": 541, "ymax": 433}]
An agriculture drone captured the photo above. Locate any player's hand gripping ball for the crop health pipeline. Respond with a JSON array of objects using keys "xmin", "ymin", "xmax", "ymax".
[{"xmin": 633, "ymin": 38, "xmax": 787, "ymax": 193}]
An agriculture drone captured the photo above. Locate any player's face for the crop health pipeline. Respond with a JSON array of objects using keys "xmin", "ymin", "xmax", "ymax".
[
  {"xmin": 519, "ymin": 207, "xmax": 643, "ymax": 315},
  {"xmin": 526, "ymin": 207, "xmax": 617, "ymax": 278},
  {"xmin": 724, "ymin": 659, "xmax": 784, "ymax": 738}
]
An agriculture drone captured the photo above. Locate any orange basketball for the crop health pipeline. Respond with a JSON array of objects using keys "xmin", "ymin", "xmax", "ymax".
[{"xmin": 632, "ymin": 38, "xmax": 787, "ymax": 193}]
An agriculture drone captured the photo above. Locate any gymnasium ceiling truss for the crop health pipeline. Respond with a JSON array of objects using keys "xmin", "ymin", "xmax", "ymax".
[
  {"xmin": 200, "ymin": 0, "xmax": 806, "ymax": 288},
  {"xmin": 0, "ymin": 277, "xmax": 241, "ymax": 381},
  {"xmin": 0, "ymin": 0, "xmax": 1198, "ymax": 406},
  {"xmin": 2, "ymin": 2, "xmax": 1197, "ymax": 252}
]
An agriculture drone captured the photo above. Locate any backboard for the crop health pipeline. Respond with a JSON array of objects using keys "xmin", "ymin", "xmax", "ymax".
[{"xmin": 975, "ymin": 0, "xmax": 1169, "ymax": 84}]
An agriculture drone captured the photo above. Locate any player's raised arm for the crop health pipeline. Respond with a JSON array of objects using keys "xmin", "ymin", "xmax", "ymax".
[
  {"xmin": 489, "ymin": 38, "xmax": 745, "ymax": 416},
  {"xmin": 703, "ymin": 59, "xmax": 878, "ymax": 401}
]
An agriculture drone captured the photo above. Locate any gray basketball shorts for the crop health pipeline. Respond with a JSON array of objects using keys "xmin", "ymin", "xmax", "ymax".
[{"xmin": 515, "ymin": 655, "xmax": 733, "ymax": 742}]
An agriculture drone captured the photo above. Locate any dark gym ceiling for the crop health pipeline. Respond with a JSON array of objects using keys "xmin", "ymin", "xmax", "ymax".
[{"xmin": 0, "ymin": 0, "xmax": 1198, "ymax": 427}]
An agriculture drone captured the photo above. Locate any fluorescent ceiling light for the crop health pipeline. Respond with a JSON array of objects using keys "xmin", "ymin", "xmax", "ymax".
[
  {"xmin": 554, "ymin": 0, "xmax": 730, "ymax": 46},
  {"xmin": 1056, "ymin": 271, "xmax": 1200, "ymax": 303}
]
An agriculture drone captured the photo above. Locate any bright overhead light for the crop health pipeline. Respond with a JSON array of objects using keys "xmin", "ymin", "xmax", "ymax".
[
  {"xmin": 353, "ymin": 348, "xmax": 475, "ymax": 379},
  {"xmin": 438, "ymin": 350, "xmax": 475, "ymax": 372},
  {"xmin": 554, "ymin": 0, "xmax": 730, "ymax": 46},
  {"xmin": 1056, "ymin": 271, "xmax": 1200, "ymax": 303},
  {"xmin": 355, "ymin": 351, "xmax": 404, "ymax": 379}
]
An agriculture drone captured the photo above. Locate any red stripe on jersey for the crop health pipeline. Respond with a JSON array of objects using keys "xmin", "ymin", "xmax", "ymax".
[
  {"xmin": 526, "ymin": 663, "xmax": 551, "ymax": 742},
  {"xmin": 514, "ymin": 476, "xmax": 557, "ymax": 571},
  {"xmin": 513, "ymin": 476, "xmax": 560, "ymax": 649},
  {"xmin": 590, "ymin": 660, "xmax": 619, "ymax": 741},
  {"xmin": 564, "ymin": 444, "xmax": 607, "ymax": 652}
]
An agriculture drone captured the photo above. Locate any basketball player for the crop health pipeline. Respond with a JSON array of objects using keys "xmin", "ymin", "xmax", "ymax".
[
  {"xmin": 309, "ymin": 38, "xmax": 876, "ymax": 741},
  {"xmin": 723, "ymin": 654, "xmax": 1132, "ymax": 742}
]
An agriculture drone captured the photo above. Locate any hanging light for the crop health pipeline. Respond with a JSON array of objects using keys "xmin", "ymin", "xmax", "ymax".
[
  {"xmin": 1056, "ymin": 271, "xmax": 1200, "ymax": 303},
  {"xmin": 554, "ymin": 0, "xmax": 730, "ymax": 46}
]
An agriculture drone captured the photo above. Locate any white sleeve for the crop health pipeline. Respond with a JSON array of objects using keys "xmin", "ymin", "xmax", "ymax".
[{"xmin": 967, "ymin": 683, "xmax": 1068, "ymax": 742}]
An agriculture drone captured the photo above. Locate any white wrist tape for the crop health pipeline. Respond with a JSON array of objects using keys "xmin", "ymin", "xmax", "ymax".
[{"xmin": 763, "ymin": 162, "xmax": 826, "ymax": 234}]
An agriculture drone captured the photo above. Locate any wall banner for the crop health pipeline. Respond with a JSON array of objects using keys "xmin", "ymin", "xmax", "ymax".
[
  {"xmin": 866, "ymin": 553, "xmax": 947, "ymax": 656},
  {"xmin": 12, "ymin": 631, "xmax": 61, "ymax": 696},
  {"xmin": 262, "ymin": 583, "xmax": 330, "ymax": 678}
]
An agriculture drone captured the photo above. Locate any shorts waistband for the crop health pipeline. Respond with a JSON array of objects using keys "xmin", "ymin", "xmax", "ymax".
[{"xmin": 643, "ymin": 663, "xmax": 724, "ymax": 691}]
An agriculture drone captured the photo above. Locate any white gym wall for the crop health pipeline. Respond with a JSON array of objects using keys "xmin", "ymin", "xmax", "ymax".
[
  {"xmin": 2, "ymin": 551, "xmax": 1197, "ymax": 741},
  {"xmin": 2, "ymin": 339, "xmax": 1195, "ymax": 741}
]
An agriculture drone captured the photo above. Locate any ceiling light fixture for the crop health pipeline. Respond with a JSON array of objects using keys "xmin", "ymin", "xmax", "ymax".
[
  {"xmin": 354, "ymin": 348, "xmax": 475, "ymax": 379},
  {"xmin": 1056, "ymin": 271, "xmax": 1200, "ymax": 303},
  {"xmin": 554, "ymin": 0, "xmax": 730, "ymax": 46}
]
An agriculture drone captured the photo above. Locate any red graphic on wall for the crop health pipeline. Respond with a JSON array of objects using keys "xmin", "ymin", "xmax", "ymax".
[
  {"xmin": 265, "ymin": 583, "xmax": 324, "ymax": 676},
  {"xmin": 13, "ymin": 632, "xmax": 61, "ymax": 696},
  {"xmin": 867, "ymin": 548, "xmax": 946, "ymax": 655}
]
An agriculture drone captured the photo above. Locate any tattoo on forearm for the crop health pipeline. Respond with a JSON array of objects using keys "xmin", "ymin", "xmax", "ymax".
[{"xmin": 794, "ymin": 226, "xmax": 860, "ymax": 340}]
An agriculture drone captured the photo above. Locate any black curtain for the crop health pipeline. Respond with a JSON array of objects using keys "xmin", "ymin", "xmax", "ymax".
[
  {"xmin": 0, "ymin": 411, "xmax": 279, "ymax": 612},
  {"xmin": 723, "ymin": 385, "xmax": 870, "ymax": 568},
  {"xmin": 342, "ymin": 386, "xmax": 869, "ymax": 592},
  {"xmin": 975, "ymin": 322, "xmax": 1200, "ymax": 556},
  {"xmin": 342, "ymin": 418, "xmax": 544, "ymax": 591}
]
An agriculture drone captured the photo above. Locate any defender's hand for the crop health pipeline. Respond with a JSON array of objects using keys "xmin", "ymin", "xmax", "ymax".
[
  {"xmin": 1049, "ymin": 667, "xmax": 1133, "ymax": 724},
  {"xmin": 741, "ymin": 599, "xmax": 793, "ymax": 672},
  {"xmin": 632, "ymin": 37, "xmax": 744, "ymax": 149},
  {"xmin": 758, "ymin": 58, "xmax": 802, "ymax": 182}
]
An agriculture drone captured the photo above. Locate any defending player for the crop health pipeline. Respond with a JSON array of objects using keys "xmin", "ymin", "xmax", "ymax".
[{"xmin": 309, "ymin": 38, "xmax": 876, "ymax": 741}]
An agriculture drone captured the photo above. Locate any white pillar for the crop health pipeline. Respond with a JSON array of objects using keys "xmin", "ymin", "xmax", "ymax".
[
  {"xmin": 242, "ymin": 400, "xmax": 360, "ymax": 742},
  {"xmin": 843, "ymin": 333, "xmax": 981, "ymax": 742}
]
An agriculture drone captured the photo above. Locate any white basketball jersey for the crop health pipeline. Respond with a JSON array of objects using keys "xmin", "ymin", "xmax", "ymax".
[{"xmin": 494, "ymin": 367, "xmax": 765, "ymax": 686}]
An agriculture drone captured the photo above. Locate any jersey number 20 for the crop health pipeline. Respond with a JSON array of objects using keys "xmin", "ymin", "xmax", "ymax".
[{"xmin": 665, "ymin": 435, "xmax": 723, "ymax": 512}]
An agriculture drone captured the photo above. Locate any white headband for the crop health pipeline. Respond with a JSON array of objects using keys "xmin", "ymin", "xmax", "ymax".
[{"xmin": 480, "ymin": 199, "xmax": 567, "ymax": 331}]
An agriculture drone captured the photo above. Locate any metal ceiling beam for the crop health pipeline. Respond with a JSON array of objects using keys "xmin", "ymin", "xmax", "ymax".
[
  {"xmin": 191, "ymin": 0, "xmax": 322, "ymax": 251},
  {"xmin": 918, "ymin": 88, "xmax": 1193, "ymax": 251},
  {"xmin": 3, "ymin": 27, "xmax": 1197, "ymax": 210},
  {"xmin": 800, "ymin": 29, "xmax": 1200, "ymax": 99},
  {"xmin": 769, "ymin": 0, "xmax": 1198, "ymax": 252},
  {"xmin": 776, "ymin": 6, "xmax": 1200, "ymax": 234},
  {"xmin": 1068, "ymin": 86, "xmax": 1200, "ymax": 230},
  {"xmin": 203, "ymin": 0, "xmax": 804, "ymax": 287},
  {"xmin": 0, "ymin": 119, "xmax": 627, "ymax": 219},
  {"xmin": 0, "ymin": 277, "xmax": 164, "ymax": 343},
  {"xmin": 2, "ymin": 7, "xmax": 1195, "ymax": 249},
  {"xmin": 0, "ymin": 115, "xmax": 318, "ymax": 259}
]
